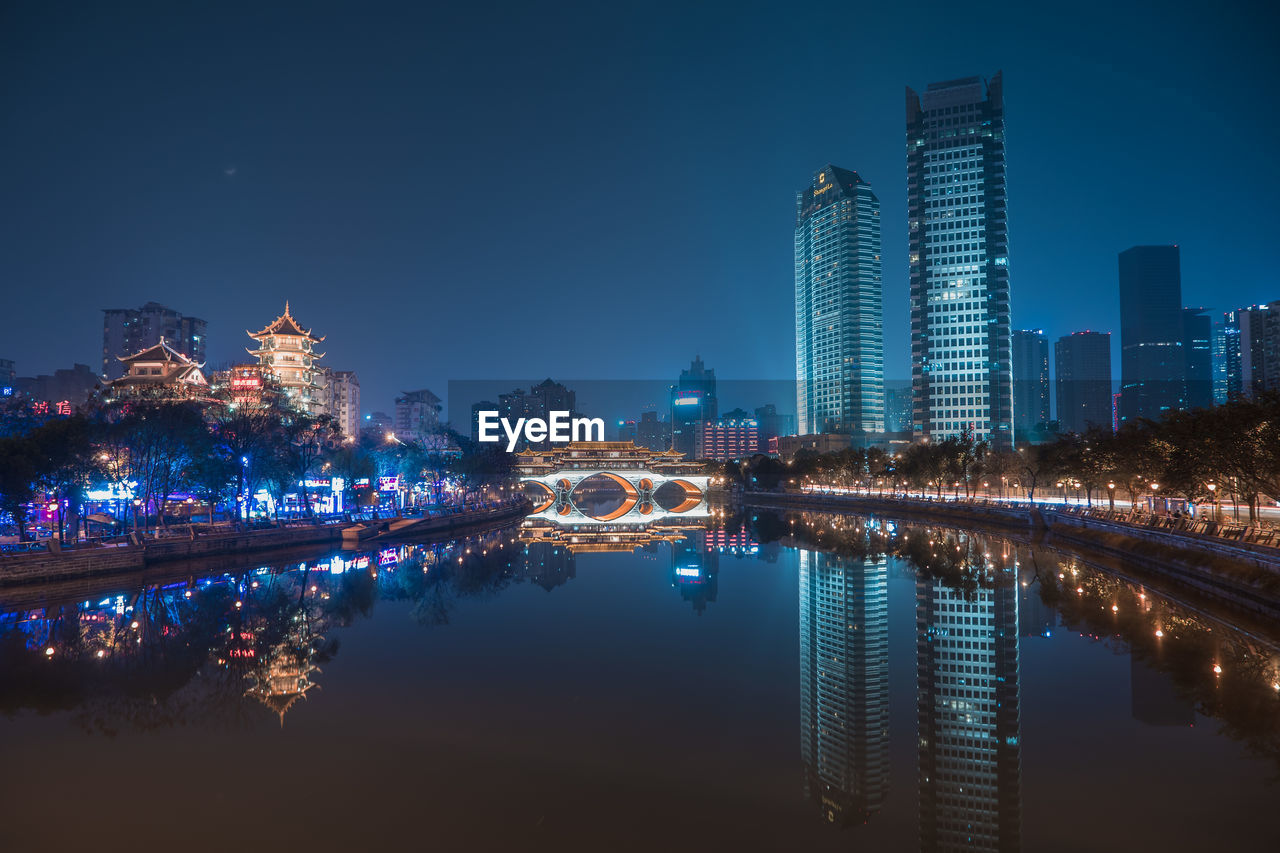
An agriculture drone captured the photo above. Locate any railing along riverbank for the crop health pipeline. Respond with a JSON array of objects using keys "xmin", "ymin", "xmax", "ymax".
[
  {"xmin": 0, "ymin": 499, "xmax": 531, "ymax": 588},
  {"xmin": 741, "ymin": 490, "xmax": 1280, "ymax": 622}
]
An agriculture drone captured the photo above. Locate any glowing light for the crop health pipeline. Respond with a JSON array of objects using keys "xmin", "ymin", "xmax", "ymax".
[
  {"xmin": 1155, "ymin": 629, "xmax": 1164, "ymax": 638},
  {"xmin": 1213, "ymin": 664, "xmax": 1222, "ymax": 675},
  {"xmin": 44, "ymin": 647, "xmax": 54, "ymax": 656}
]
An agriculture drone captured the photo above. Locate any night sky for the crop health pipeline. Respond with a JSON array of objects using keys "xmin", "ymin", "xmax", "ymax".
[{"xmin": 3, "ymin": 1, "xmax": 1277, "ymax": 415}]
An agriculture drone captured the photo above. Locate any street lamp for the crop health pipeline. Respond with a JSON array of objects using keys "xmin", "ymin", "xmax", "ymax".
[
  {"xmin": 1107, "ymin": 482, "xmax": 1116, "ymax": 511},
  {"xmin": 132, "ymin": 498, "xmax": 142, "ymax": 535},
  {"xmin": 1207, "ymin": 482, "xmax": 1218, "ymax": 522}
]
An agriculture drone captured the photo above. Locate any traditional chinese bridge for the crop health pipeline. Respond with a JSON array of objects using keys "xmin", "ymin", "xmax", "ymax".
[{"xmin": 514, "ymin": 441, "xmax": 710, "ymax": 524}]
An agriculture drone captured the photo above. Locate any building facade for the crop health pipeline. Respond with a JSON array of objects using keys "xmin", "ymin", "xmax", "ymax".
[
  {"xmin": 794, "ymin": 165, "xmax": 884, "ymax": 437},
  {"xmin": 14, "ymin": 363, "xmax": 102, "ymax": 406},
  {"xmin": 246, "ymin": 303, "xmax": 326, "ymax": 414},
  {"xmin": 1222, "ymin": 302, "xmax": 1280, "ymax": 400},
  {"xmin": 1011, "ymin": 329, "xmax": 1050, "ymax": 437},
  {"xmin": 696, "ymin": 412, "xmax": 760, "ymax": 461},
  {"xmin": 907, "ymin": 74, "xmax": 1013, "ymax": 448},
  {"xmin": 1054, "ymin": 331, "xmax": 1112, "ymax": 434},
  {"xmin": 103, "ymin": 302, "xmax": 206, "ymax": 381},
  {"xmin": 1118, "ymin": 246, "xmax": 1184, "ymax": 423},
  {"xmin": 323, "ymin": 369, "xmax": 361, "ymax": 437},
  {"xmin": 394, "ymin": 388, "xmax": 442, "ymax": 444},
  {"xmin": 1182, "ymin": 307, "xmax": 1213, "ymax": 410}
]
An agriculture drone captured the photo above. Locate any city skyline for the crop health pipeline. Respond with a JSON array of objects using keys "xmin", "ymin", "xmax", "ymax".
[{"xmin": 4, "ymin": 3, "xmax": 1277, "ymax": 411}]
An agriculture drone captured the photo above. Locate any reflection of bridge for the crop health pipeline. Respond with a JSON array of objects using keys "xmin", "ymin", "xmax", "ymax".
[{"xmin": 515, "ymin": 441, "xmax": 710, "ymax": 525}]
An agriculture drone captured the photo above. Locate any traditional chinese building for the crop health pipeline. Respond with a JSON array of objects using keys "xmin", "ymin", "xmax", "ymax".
[
  {"xmin": 104, "ymin": 338, "xmax": 209, "ymax": 400},
  {"xmin": 246, "ymin": 302, "xmax": 326, "ymax": 414}
]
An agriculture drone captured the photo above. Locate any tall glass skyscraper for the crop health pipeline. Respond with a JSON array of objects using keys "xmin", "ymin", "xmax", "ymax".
[
  {"xmin": 794, "ymin": 166, "xmax": 884, "ymax": 437},
  {"xmin": 799, "ymin": 550, "xmax": 889, "ymax": 826},
  {"xmin": 1055, "ymin": 331, "xmax": 1113, "ymax": 434},
  {"xmin": 918, "ymin": 568, "xmax": 1021, "ymax": 852},
  {"xmin": 1118, "ymin": 245, "xmax": 1185, "ymax": 423},
  {"xmin": 907, "ymin": 74, "xmax": 1013, "ymax": 448}
]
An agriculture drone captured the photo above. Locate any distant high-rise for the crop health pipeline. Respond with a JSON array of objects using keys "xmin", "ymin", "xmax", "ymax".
[
  {"xmin": 1182, "ymin": 307, "xmax": 1213, "ymax": 409},
  {"xmin": 1222, "ymin": 302, "xmax": 1280, "ymax": 399},
  {"xmin": 918, "ymin": 570, "xmax": 1021, "ymax": 852},
  {"xmin": 671, "ymin": 357, "xmax": 717, "ymax": 456},
  {"xmin": 394, "ymin": 388, "xmax": 442, "ymax": 443},
  {"xmin": 1212, "ymin": 318, "xmax": 1231, "ymax": 405},
  {"xmin": 1011, "ymin": 330, "xmax": 1049, "ymax": 437},
  {"xmin": 1118, "ymin": 246, "xmax": 1184, "ymax": 423},
  {"xmin": 800, "ymin": 550, "xmax": 889, "ymax": 826},
  {"xmin": 794, "ymin": 166, "xmax": 884, "ymax": 436},
  {"xmin": 1055, "ymin": 332, "xmax": 1112, "ymax": 434},
  {"xmin": 323, "ymin": 370, "xmax": 361, "ymax": 438},
  {"xmin": 103, "ymin": 302, "xmax": 207, "ymax": 381},
  {"xmin": 907, "ymin": 73, "xmax": 1013, "ymax": 448}
]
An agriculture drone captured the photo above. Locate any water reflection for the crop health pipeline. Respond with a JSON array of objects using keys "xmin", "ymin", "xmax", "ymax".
[
  {"xmin": 1, "ymin": 508, "xmax": 1277, "ymax": 849},
  {"xmin": 799, "ymin": 550, "xmax": 890, "ymax": 826}
]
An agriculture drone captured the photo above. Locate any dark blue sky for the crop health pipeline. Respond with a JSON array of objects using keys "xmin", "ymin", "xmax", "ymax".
[{"xmin": 3, "ymin": 0, "xmax": 1277, "ymax": 414}]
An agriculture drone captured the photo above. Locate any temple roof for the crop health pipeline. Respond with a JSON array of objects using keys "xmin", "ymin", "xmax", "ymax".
[
  {"xmin": 247, "ymin": 301, "xmax": 325, "ymax": 342},
  {"xmin": 116, "ymin": 337, "xmax": 204, "ymax": 368}
]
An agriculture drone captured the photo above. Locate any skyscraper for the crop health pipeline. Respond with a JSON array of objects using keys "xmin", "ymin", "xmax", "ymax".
[
  {"xmin": 1118, "ymin": 246, "xmax": 1184, "ymax": 423},
  {"xmin": 1182, "ymin": 307, "xmax": 1213, "ymax": 409},
  {"xmin": 671, "ymin": 356, "xmax": 717, "ymax": 456},
  {"xmin": 918, "ymin": 569, "xmax": 1021, "ymax": 852},
  {"xmin": 1222, "ymin": 302, "xmax": 1280, "ymax": 399},
  {"xmin": 799, "ymin": 550, "xmax": 889, "ymax": 826},
  {"xmin": 907, "ymin": 74, "xmax": 1013, "ymax": 448},
  {"xmin": 1011, "ymin": 329, "xmax": 1049, "ymax": 437},
  {"xmin": 1055, "ymin": 331, "xmax": 1112, "ymax": 434},
  {"xmin": 794, "ymin": 166, "xmax": 884, "ymax": 437},
  {"xmin": 102, "ymin": 302, "xmax": 207, "ymax": 381}
]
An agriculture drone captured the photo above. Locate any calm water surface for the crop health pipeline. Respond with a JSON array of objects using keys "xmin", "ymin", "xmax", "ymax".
[{"xmin": 1, "ymin": 511, "xmax": 1277, "ymax": 852}]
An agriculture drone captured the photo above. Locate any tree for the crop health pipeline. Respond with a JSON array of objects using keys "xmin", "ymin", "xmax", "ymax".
[{"xmin": 0, "ymin": 436, "xmax": 37, "ymax": 541}]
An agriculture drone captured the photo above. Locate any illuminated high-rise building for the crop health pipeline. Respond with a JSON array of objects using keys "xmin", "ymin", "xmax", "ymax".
[
  {"xmin": 103, "ymin": 302, "xmax": 206, "ymax": 381},
  {"xmin": 907, "ymin": 74, "xmax": 1013, "ymax": 448},
  {"xmin": 1182, "ymin": 307, "xmax": 1213, "ymax": 410},
  {"xmin": 794, "ymin": 166, "xmax": 884, "ymax": 437},
  {"xmin": 917, "ymin": 571, "xmax": 1021, "ymax": 852},
  {"xmin": 799, "ymin": 550, "xmax": 889, "ymax": 826}
]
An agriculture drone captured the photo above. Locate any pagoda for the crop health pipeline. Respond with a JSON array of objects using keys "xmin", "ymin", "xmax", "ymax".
[
  {"xmin": 105, "ymin": 337, "xmax": 209, "ymax": 399},
  {"xmin": 246, "ymin": 302, "xmax": 326, "ymax": 413}
]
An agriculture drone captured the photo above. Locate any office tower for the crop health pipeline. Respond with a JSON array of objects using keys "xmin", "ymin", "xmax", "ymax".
[
  {"xmin": 1118, "ymin": 246, "xmax": 1184, "ymax": 423},
  {"xmin": 671, "ymin": 356, "xmax": 717, "ymax": 456},
  {"xmin": 1222, "ymin": 302, "xmax": 1280, "ymax": 399},
  {"xmin": 696, "ymin": 410, "xmax": 760, "ymax": 461},
  {"xmin": 635, "ymin": 410, "xmax": 671, "ymax": 452},
  {"xmin": 0, "ymin": 358, "xmax": 14, "ymax": 391},
  {"xmin": 799, "ymin": 551, "xmax": 889, "ymax": 826},
  {"xmin": 394, "ymin": 388, "xmax": 442, "ymax": 443},
  {"xmin": 907, "ymin": 74, "xmax": 1013, "ymax": 448},
  {"xmin": 1182, "ymin": 307, "xmax": 1213, "ymax": 409},
  {"xmin": 918, "ymin": 571, "xmax": 1021, "ymax": 852},
  {"xmin": 883, "ymin": 383, "xmax": 913, "ymax": 433},
  {"xmin": 753, "ymin": 403, "xmax": 794, "ymax": 447},
  {"xmin": 794, "ymin": 165, "xmax": 884, "ymax": 437},
  {"xmin": 1212, "ymin": 318, "xmax": 1230, "ymax": 404},
  {"xmin": 1011, "ymin": 329, "xmax": 1050, "ymax": 436},
  {"xmin": 102, "ymin": 302, "xmax": 207, "ymax": 381},
  {"xmin": 1055, "ymin": 331, "xmax": 1112, "ymax": 434}
]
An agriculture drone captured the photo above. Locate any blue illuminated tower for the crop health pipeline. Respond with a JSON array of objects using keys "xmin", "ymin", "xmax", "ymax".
[{"xmin": 794, "ymin": 166, "xmax": 884, "ymax": 437}]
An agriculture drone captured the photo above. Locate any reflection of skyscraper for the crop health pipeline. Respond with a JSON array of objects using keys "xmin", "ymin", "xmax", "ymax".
[
  {"xmin": 671, "ymin": 532, "xmax": 718, "ymax": 614},
  {"xmin": 799, "ymin": 551, "xmax": 889, "ymax": 826},
  {"xmin": 918, "ymin": 576, "xmax": 1021, "ymax": 852},
  {"xmin": 514, "ymin": 541, "xmax": 577, "ymax": 591}
]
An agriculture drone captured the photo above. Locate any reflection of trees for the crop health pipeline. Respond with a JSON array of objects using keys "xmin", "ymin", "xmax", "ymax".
[{"xmin": 376, "ymin": 535, "xmax": 519, "ymax": 627}]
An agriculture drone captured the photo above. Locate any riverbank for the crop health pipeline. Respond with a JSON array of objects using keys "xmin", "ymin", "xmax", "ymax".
[
  {"xmin": 0, "ymin": 501, "xmax": 530, "ymax": 589},
  {"xmin": 741, "ymin": 490, "xmax": 1280, "ymax": 624}
]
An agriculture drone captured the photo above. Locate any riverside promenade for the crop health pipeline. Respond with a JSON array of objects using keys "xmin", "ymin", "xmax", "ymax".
[
  {"xmin": 742, "ymin": 490, "xmax": 1280, "ymax": 623},
  {"xmin": 0, "ymin": 499, "xmax": 530, "ymax": 588}
]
